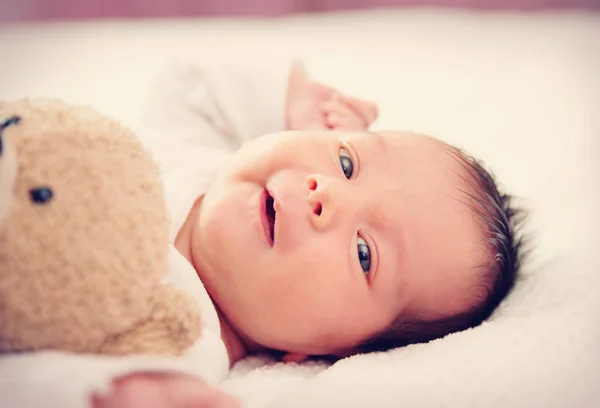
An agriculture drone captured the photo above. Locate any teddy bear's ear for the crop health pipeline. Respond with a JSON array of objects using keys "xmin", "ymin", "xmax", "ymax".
[
  {"xmin": 0, "ymin": 116, "xmax": 22, "ymax": 131},
  {"xmin": 0, "ymin": 116, "xmax": 22, "ymax": 156},
  {"xmin": 0, "ymin": 115, "xmax": 19, "ymax": 153},
  {"xmin": 0, "ymin": 124, "xmax": 18, "ymax": 226}
]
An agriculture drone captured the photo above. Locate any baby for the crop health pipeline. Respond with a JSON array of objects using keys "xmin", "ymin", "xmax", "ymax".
[
  {"xmin": 3, "ymin": 60, "xmax": 521, "ymax": 408},
  {"xmin": 91, "ymin": 60, "xmax": 524, "ymax": 408}
]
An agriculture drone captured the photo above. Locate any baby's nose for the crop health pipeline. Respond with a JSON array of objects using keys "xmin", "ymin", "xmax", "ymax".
[
  {"xmin": 305, "ymin": 175, "xmax": 323, "ymax": 216},
  {"xmin": 305, "ymin": 174, "xmax": 338, "ymax": 230}
]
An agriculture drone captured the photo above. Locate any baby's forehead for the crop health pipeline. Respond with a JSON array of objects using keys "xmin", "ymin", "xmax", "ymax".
[
  {"xmin": 380, "ymin": 133, "xmax": 491, "ymax": 282},
  {"xmin": 374, "ymin": 131, "xmax": 456, "ymax": 165},
  {"xmin": 377, "ymin": 130, "xmax": 441, "ymax": 145},
  {"xmin": 375, "ymin": 131, "xmax": 472, "ymax": 185}
]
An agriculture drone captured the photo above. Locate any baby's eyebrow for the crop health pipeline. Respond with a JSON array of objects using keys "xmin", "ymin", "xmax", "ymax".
[{"xmin": 364, "ymin": 130, "xmax": 387, "ymax": 154}]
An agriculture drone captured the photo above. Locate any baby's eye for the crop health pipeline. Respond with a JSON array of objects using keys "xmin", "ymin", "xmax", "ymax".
[
  {"xmin": 339, "ymin": 147, "xmax": 354, "ymax": 179},
  {"xmin": 357, "ymin": 235, "xmax": 371, "ymax": 275}
]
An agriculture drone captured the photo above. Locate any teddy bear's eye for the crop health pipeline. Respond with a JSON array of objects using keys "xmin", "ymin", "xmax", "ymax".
[{"xmin": 30, "ymin": 187, "xmax": 54, "ymax": 205}]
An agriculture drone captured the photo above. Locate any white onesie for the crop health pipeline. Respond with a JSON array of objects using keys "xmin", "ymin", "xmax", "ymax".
[{"xmin": 0, "ymin": 58, "xmax": 295, "ymax": 408}]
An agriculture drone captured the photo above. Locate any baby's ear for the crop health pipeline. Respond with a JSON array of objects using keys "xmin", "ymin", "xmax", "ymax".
[{"xmin": 281, "ymin": 352, "xmax": 308, "ymax": 363}]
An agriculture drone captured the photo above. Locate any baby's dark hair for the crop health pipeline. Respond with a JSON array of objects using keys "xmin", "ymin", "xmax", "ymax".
[{"xmin": 356, "ymin": 146, "xmax": 525, "ymax": 354}]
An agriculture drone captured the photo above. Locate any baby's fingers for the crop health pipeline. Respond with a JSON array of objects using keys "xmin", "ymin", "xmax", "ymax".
[
  {"xmin": 92, "ymin": 372, "xmax": 241, "ymax": 408},
  {"xmin": 323, "ymin": 98, "xmax": 368, "ymax": 130},
  {"xmin": 340, "ymin": 94, "xmax": 379, "ymax": 125},
  {"xmin": 326, "ymin": 111, "xmax": 367, "ymax": 130}
]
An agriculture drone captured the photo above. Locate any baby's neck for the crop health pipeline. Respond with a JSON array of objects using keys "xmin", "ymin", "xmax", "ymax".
[
  {"xmin": 217, "ymin": 310, "xmax": 255, "ymax": 363},
  {"xmin": 174, "ymin": 197, "xmax": 252, "ymax": 365}
]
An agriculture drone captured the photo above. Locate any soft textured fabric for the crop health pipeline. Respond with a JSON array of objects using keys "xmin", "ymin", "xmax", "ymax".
[{"xmin": 0, "ymin": 60, "xmax": 292, "ymax": 407}]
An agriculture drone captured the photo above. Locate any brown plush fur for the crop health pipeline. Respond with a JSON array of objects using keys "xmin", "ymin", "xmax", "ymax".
[{"xmin": 0, "ymin": 98, "xmax": 201, "ymax": 356}]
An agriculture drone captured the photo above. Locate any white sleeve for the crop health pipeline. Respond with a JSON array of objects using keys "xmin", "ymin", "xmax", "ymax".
[
  {"xmin": 0, "ymin": 351, "xmax": 230, "ymax": 408},
  {"xmin": 138, "ymin": 58, "xmax": 299, "ymax": 154},
  {"xmin": 0, "ymin": 350, "xmax": 224, "ymax": 408}
]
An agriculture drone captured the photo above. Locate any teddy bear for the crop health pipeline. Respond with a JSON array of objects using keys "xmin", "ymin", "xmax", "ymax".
[{"xmin": 0, "ymin": 98, "xmax": 202, "ymax": 357}]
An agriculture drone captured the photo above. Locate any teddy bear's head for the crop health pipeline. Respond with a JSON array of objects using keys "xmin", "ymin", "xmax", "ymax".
[{"xmin": 0, "ymin": 99, "xmax": 170, "ymax": 353}]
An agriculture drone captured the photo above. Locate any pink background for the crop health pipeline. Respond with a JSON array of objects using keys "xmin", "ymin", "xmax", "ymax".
[{"xmin": 2, "ymin": 0, "xmax": 599, "ymax": 22}]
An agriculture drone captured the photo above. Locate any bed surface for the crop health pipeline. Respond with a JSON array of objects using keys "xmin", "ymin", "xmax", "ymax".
[{"xmin": 2, "ymin": 8, "xmax": 599, "ymax": 408}]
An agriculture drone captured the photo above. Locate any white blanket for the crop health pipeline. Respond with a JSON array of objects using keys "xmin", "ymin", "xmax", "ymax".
[{"xmin": 1, "ymin": 8, "xmax": 599, "ymax": 408}]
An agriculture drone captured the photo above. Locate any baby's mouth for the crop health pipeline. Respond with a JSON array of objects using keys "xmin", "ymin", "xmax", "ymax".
[{"xmin": 262, "ymin": 189, "xmax": 276, "ymax": 246}]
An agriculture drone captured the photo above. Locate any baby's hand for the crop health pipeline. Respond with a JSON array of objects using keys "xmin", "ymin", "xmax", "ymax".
[
  {"xmin": 286, "ymin": 63, "xmax": 378, "ymax": 131},
  {"xmin": 92, "ymin": 372, "xmax": 240, "ymax": 408},
  {"xmin": 322, "ymin": 92, "xmax": 378, "ymax": 131}
]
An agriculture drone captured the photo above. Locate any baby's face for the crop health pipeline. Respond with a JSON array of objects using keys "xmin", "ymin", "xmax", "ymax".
[{"xmin": 193, "ymin": 130, "xmax": 486, "ymax": 356}]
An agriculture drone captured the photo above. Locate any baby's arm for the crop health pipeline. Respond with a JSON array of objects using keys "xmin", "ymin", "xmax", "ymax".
[{"xmin": 140, "ymin": 59, "xmax": 294, "ymax": 152}]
